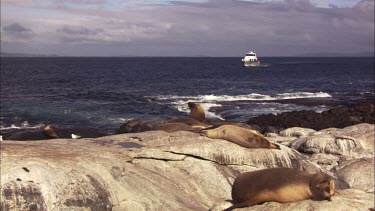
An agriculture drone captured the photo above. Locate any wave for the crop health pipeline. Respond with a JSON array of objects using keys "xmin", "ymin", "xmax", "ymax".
[
  {"xmin": 151, "ymin": 92, "xmax": 332, "ymax": 102},
  {"xmin": 0, "ymin": 121, "xmax": 44, "ymax": 130},
  {"xmin": 147, "ymin": 92, "xmax": 332, "ymax": 120}
]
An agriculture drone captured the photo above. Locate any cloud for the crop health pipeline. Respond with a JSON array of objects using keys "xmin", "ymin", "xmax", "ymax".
[
  {"xmin": 58, "ymin": 25, "xmax": 103, "ymax": 35},
  {"xmin": 2, "ymin": 23, "xmax": 35, "ymax": 40},
  {"xmin": 53, "ymin": 0, "xmax": 107, "ymax": 4},
  {"xmin": 0, "ymin": 0, "xmax": 373, "ymax": 56}
]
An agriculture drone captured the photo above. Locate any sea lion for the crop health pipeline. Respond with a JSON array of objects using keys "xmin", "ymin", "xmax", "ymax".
[
  {"xmin": 188, "ymin": 102, "xmax": 206, "ymax": 122},
  {"xmin": 201, "ymin": 125, "xmax": 280, "ymax": 149},
  {"xmin": 43, "ymin": 124, "xmax": 60, "ymax": 138},
  {"xmin": 155, "ymin": 122, "xmax": 208, "ymax": 133},
  {"xmin": 227, "ymin": 168, "xmax": 335, "ymax": 210},
  {"xmin": 167, "ymin": 118, "xmax": 210, "ymax": 127}
]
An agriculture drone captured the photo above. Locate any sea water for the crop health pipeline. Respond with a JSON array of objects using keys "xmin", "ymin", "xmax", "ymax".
[{"xmin": 1, "ymin": 57, "xmax": 374, "ymax": 134}]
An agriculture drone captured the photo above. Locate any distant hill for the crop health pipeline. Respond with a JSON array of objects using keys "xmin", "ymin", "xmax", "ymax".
[
  {"xmin": 297, "ymin": 51, "xmax": 374, "ymax": 57},
  {"xmin": 1, "ymin": 52, "xmax": 59, "ymax": 57}
]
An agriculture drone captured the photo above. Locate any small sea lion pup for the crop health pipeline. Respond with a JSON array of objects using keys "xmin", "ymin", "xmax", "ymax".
[
  {"xmin": 226, "ymin": 168, "xmax": 335, "ymax": 210},
  {"xmin": 42, "ymin": 124, "xmax": 60, "ymax": 139},
  {"xmin": 188, "ymin": 102, "xmax": 206, "ymax": 122},
  {"xmin": 201, "ymin": 125, "xmax": 280, "ymax": 149}
]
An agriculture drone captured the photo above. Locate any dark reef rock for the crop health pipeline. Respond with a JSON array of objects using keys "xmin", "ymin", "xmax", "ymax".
[
  {"xmin": 247, "ymin": 103, "xmax": 375, "ymax": 131},
  {"xmin": 117, "ymin": 119, "xmax": 167, "ymax": 133},
  {"xmin": 5, "ymin": 126, "xmax": 106, "ymax": 140}
]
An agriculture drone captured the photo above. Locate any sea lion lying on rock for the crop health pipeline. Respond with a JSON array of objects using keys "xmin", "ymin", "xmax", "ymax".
[
  {"xmin": 155, "ymin": 122, "xmax": 209, "ymax": 133},
  {"xmin": 118, "ymin": 102, "xmax": 211, "ymax": 133},
  {"xmin": 226, "ymin": 168, "xmax": 335, "ymax": 210},
  {"xmin": 201, "ymin": 125, "xmax": 280, "ymax": 149}
]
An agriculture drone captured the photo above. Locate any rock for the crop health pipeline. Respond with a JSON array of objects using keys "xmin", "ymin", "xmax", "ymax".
[
  {"xmin": 289, "ymin": 133, "xmax": 369, "ymax": 158},
  {"xmin": 0, "ymin": 131, "xmax": 303, "ymax": 211},
  {"xmin": 309, "ymin": 153, "xmax": 340, "ymax": 166},
  {"xmin": 209, "ymin": 201, "xmax": 233, "ymax": 211},
  {"xmin": 117, "ymin": 119, "xmax": 167, "ymax": 133},
  {"xmin": 247, "ymin": 103, "xmax": 374, "ymax": 130},
  {"xmin": 1, "ymin": 127, "xmax": 373, "ymax": 210},
  {"xmin": 261, "ymin": 126, "xmax": 282, "ymax": 134},
  {"xmin": 333, "ymin": 158, "xmax": 375, "ymax": 193},
  {"xmin": 279, "ymin": 127, "xmax": 316, "ymax": 137},
  {"xmin": 216, "ymin": 189, "xmax": 374, "ymax": 211},
  {"xmin": 320, "ymin": 123, "xmax": 375, "ymax": 154},
  {"xmin": 264, "ymin": 134, "xmax": 298, "ymax": 146},
  {"xmin": 4, "ymin": 130, "xmax": 51, "ymax": 141}
]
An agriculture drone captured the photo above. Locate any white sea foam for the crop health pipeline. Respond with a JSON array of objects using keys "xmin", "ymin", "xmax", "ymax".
[
  {"xmin": 0, "ymin": 121, "xmax": 44, "ymax": 130},
  {"xmin": 148, "ymin": 92, "xmax": 332, "ymax": 120},
  {"xmin": 152, "ymin": 91, "xmax": 332, "ymax": 103},
  {"xmin": 106, "ymin": 117, "xmax": 133, "ymax": 123}
]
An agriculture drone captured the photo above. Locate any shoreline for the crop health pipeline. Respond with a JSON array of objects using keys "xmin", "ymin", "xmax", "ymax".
[
  {"xmin": 1, "ymin": 123, "xmax": 374, "ymax": 210},
  {"xmin": 1, "ymin": 99, "xmax": 374, "ymax": 140}
]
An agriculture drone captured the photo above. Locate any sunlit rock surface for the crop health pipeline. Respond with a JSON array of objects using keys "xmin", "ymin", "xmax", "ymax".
[
  {"xmin": 320, "ymin": 123, "xmax": 375, "ymax": 154},
  {"xmin": 1, "ymin": 124, "xmax": 374, "ymax": 210},
  {"xmin": 332, "ymin": 157, "xmax": 375, "ymax": 193},
  {"xmin": 289, "ymin": 133, "xmax": 369, "ymax": 158}
]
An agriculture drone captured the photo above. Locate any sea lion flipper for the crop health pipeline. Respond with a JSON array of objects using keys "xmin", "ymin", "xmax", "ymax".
[
  {"xmin": 271, "ymin": 143, "xmax": 281, "ymax": 150},
  {"xmin": 223, "ymin": 200, "xmax": 253, "ymax": 211}
]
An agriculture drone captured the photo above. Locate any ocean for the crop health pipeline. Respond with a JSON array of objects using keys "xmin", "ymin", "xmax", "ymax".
[{"xmin": 1, "ymin": 57, "xmax": 374, "ymax": 135}]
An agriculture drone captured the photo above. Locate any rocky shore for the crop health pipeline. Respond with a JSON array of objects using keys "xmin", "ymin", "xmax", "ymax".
[
  {"xmin": 1, "ymin": 122, "xmax": 374, "ymax": 210},
  {"xmin": 247, "ymin": 103, "xmax": 374, "ymax": 131}
]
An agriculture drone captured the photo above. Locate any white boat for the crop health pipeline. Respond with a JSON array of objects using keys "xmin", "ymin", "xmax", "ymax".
[{"xmin": 242, "ymin": 51, "xmax": 260, "ymax": 67}]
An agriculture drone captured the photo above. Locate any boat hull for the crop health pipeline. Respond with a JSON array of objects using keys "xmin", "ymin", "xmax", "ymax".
[{"xmin": 243, "ymin": 61, "xmax": 261, "ymax": 67}]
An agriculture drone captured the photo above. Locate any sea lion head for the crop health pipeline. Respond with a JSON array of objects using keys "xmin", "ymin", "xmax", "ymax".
[
  {"xmin": 188, "ymin": 102, "xmax": 195, "ymax": 109},
  {"xmin": 309, "ymin": 172, "xmax": 335, "ymax": 200}
]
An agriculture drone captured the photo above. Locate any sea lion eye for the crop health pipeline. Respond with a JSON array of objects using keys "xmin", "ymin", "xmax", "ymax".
[{"xmin": 325, "ymin": 187, "xmax": 330, "ymax": 193}]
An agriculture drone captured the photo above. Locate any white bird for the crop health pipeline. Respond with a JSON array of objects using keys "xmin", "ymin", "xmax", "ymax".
[
  {"xmin": 71, "ymin": 134, "xmax": 81, "ymax": 139},
  {"xmin": 0, "ymin": 135, "xmax": 3, "ymax": 141}
]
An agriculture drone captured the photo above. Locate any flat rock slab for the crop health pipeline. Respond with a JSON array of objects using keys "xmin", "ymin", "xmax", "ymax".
[
  {"xmin": 333, "ymin": 157, "xmax": 375, "ymax": 193},
  {"xmin": 1, "ymin": 128, "xmax": 374, "ymax": 211}
]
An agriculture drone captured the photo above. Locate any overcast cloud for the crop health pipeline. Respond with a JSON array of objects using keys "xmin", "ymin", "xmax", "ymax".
[{"xmin": 1, "ymin": 0, "xmax": 373, "ymax": 56}]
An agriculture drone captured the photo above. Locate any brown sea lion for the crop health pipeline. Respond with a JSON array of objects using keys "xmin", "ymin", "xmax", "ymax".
[
  {"xmin": 188, "ymin": 102, "xmax": 206, "ymax": 122},
  {"xmin": 201, "ymin": 125, "xmax": 280, "ymax": 149},
  {"xmin": 167, "ymin": 118, "xmax": 210, "ymax": 127},
  {"xmin": 155, "ymin": 122, "xmax": 208, "ymax": 133},
  {"xmin": 42, "ymin": 124, "xmax": 59, "ymax": 138},
  {"xmin": 226, "ymin": 168, "xmax": 335, "ymax": 210}
]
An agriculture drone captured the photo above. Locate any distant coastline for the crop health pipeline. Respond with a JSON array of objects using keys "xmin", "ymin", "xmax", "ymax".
[
  {"xmin": 1, "ymin": 52, "xmax": 374, "ymax": 58},
  {"xmin": 0, "ymin": 52, "xmax": 59, "ymax": 57}
]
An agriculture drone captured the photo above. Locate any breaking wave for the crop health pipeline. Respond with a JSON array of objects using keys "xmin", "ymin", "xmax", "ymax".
[
  {"xmin": 152, "ymin": 92, "xmax": 331, "ymax": 102},
  {"xmin": 147, "ymin": 92, "xmax": 332, "ymax": 120},
  {"xmin": 0, "ymin": 121, "xmax": 44, "ymax": 130}
]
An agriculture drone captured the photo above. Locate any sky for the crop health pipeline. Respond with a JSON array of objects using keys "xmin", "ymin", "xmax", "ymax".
[{"xmin": 1, "ymin": 0, "xmax": 374, "ymax": 56}]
